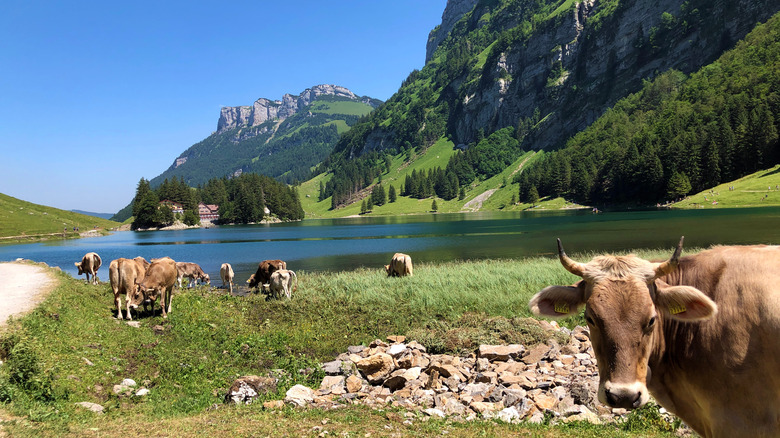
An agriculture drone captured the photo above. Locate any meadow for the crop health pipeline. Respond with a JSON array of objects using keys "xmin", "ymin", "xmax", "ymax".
[{"xmin": 0, "ymin": 249, "xmax": 686, "ymax": 437}]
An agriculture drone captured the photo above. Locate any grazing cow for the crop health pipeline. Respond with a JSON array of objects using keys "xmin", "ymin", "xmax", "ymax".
[
  {"xmin": 220, "ymin": 263, "xmax": 234, "ymax": 294},
  {"xmin": 246, "ymin": 259, "xmax": 287, "ymax": 291},
  {"xmin": 108, "ymin": 257, "xmax": 150, "ymax": 320},
  {"xmin": 268, "ymin": 269, "xmax": 298, "ymax": 299},
  {"xmin": 175, "ymin": 262, "xmax": 210, "ymax": 288},
  {"xmin": 384, "ymin": 253, "xmax": 413, "ymax": 277},
  {"xmin": 131, "ymin": 256, "xmax": 177, "ymax": 318},
  {"xmin": 75, "ymin": 252, "xmax": 102, "ymax": 284},
  {"xmin": 529, "ymin": 238, "xmax": 780, "ymax": 438}
]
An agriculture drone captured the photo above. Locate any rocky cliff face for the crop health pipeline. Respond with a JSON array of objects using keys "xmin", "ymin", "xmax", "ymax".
[
  {"xmin": 217, "ymin": 84, "xmax": 372, "ymax": 133},
  {"xmin": 426, "ymin": 0, "xmax": 479, "ymax": 62},
  {"xmin": 451, "ymin": 0, "xmax": 778, "ymax": 149}
]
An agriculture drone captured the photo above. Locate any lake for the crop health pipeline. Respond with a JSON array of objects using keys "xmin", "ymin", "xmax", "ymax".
[{"xmin": 1, "ymin": 208, "xmax": 778, "ymax": 284}]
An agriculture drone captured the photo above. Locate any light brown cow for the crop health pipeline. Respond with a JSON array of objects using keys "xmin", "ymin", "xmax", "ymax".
[
  {"xmin": 75, "ymin": 252, "xmax": 102, "ymax": 284},
  {"xmin": 175, "ymin": 262, "xmax": 210, "ymax": 288},
  {"xmin": 530, "ymin": 238, "xmax": 780, "ymax": 438},
  {"xmin": 268, "ymin": 269, "xmax": 297, "ymax": 299},
  {"xmin": 384, "ymin": 253, "xmax": 413, "ymax": 277},
  {"xmin": 108, "ymin": 257, "xmax": 150, "ymax": 320},
  {"xmin": 220, "ymin": 263, "xmax": 234, "ymax": 294},
  {"xmin": 246, "ymin": 259, "xmax": 287, "ymax": 290},
  {"xmin": 132, "ymin": 256, "xmax": 177, "ymax": 318}
]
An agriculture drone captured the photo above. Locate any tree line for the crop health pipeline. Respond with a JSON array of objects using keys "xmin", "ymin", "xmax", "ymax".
[{"xmin": 131, "ymin": 173, "xmax": 304, "ymax": 229}]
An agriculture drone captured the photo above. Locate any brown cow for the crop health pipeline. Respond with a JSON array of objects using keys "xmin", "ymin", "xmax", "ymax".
[
  {"xmin": 246, "ymin": 259, "xmax": 287, "ymax": 291},
  {"xmin": 131, "ymin": 256, "xmax": 177, "ymax": 318},
  {"xmin": 75, "ymin": 252, "xmax": 102, "ymax": 284},
  {"xmin": 530, "ymin": 238, "xmax": 780, "ymax": 438},
  {"xmin": 108, "ymin": 257, "xmax": 150, "ymax": 320},
  {"xmin": 384, "ymin": 253, "xmax": 413, "ymax": 277},
  {"xmin": 220, "ymin": 263, "xmax": 234, "ymax": 294},
  {"xmin": 175, "ymin": 262, "xmax": 210, "ymax": 288},
  {"xmin": 268, "ymin": 269, "xmax": 297, "ymax": 299}
]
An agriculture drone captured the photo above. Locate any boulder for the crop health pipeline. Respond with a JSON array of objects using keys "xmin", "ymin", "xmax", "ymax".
[
  {"xmin": 224, "ymin": 376, "xmax": 278, "ymax": 405},
  {"xmin": 284, "ymin": 384, "xmax": 315, "ymax": 407},
  {"xmin": 356, "ymin": 353, "xmax": 394, "ymax": 384},
  {"xmin": 478, "ymin": 344, "xmax": 524, "ymax": 361}
]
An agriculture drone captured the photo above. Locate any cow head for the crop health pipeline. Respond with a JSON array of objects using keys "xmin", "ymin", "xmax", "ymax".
[
  {"xmin": 246, "ymin": 274, "xmax": 258, "ymax": 288},
  {"xmin": 201, "ymin": 273, "xmax": 211, "ymax": 285},
  {"xmin": 384, "ymin": 264, "xmax": 391, "ymax": 275},
  {"xmin": 74, "ymin": 261, "xmax": 84, "ymax": 275},
  {"xmin": 130, "ymin": 281, "xmax": 158, "ymax": 309},
  {"xmin": 529, "ymin": 237, "xmax": 717, "ymax": 410}
]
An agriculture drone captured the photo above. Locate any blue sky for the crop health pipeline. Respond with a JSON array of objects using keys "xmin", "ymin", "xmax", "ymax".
[{"xmin": 0, "ymin": 0, "xmax": 447, "ymax": 214}]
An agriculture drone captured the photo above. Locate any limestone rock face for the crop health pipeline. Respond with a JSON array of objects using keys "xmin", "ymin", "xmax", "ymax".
[{"xmin": 217, "ymin": 84, "xmax": 371, "ymax": 133}]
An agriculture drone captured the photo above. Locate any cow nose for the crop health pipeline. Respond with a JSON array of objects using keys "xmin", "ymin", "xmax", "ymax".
[{"xmin": 605, "ymin": 387, "xmax": 643, "ymax": 409}]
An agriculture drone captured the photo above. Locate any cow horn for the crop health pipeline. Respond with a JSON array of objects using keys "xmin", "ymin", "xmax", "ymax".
[
  {"xmin": 557, "ymin": 238, "xmax": 586, "ymax": 277},
  {"xmin": 654, "ymin": 236, "xmax": 684, "ymax": 278}
]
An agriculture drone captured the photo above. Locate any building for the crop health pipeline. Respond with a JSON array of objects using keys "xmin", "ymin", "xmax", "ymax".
[
  {"xmin": 160, "ymin": 200, "xmax": 184, "ymax": 214},
  {"xmin": 198, "ymin": 203, "xmax": 219, "ymax": 221}
]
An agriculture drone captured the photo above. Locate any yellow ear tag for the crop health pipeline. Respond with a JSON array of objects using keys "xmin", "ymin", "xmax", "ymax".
[
  {"xmin": 668, "ymin": 302, "xmax": 687, "ymax": 315},
  {"xmin": 554, "ymin": 302, "xmax": 570, "ymax": 314}
]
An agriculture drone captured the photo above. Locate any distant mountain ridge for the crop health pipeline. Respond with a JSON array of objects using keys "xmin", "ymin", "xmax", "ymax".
[
  {"xmin": 111, "ymin": 84, "xmax": 380, "ymax": 222},
  {"xmin": 70, "ymin": 210, "xmax": 114, "ymax": 220}
]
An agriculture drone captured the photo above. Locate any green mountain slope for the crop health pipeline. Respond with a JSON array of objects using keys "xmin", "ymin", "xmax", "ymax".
[
  {"xmin": 0, "ymin": 193, "xmax": 120, "ymax": 240},
  {"xmin": 315, "ymin": 0, "xmax": 778, "ymax": 212}
]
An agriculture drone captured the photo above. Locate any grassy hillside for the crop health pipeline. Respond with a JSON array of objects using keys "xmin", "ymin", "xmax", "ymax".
[
  {"xmin": 673, "ymin": 164, "xmax": 780, "ymax": 209},
  {"xmin": 0, "ymin": 193, "xmax": 120, "ymax": 241},
  {"xmin": 0, "ymin": 252, "xmax": 686, "ymax": 437}
]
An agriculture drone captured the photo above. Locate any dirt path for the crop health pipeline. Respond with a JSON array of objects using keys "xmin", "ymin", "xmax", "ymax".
[
  {"xmin": 0, "ymin": 262, "xmax": 58, "ymax": 328},
  {"xmin": 461, "ymin": 189, "xmax": 498, "ymax": 212}
]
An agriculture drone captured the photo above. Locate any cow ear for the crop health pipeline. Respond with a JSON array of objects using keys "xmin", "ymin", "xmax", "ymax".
[
  {"xmin": 529, "ymin": 283, "xmax": 585, "ymax": 318},
  {"xmin": 655, "ymin": 284, "xmax": 717, "ymax": 321}
]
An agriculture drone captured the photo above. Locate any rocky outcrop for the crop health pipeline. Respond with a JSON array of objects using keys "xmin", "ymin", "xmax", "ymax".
[
  {"xmin": 426, "ymin": 0, "xmax": 479, "ymax": 62},
  {"xmin": 217, "ymin": 84, "xmax": 373, "ymax": 133},
  {"xmin": 451, "ymin": 0, "xmax": 778, "ymax": 149}
]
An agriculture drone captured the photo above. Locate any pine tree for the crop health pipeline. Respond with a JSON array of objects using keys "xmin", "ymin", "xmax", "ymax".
[
  {"xmin": 360, "ymin": 199, "xmax": 367, "ymax": 214},
  {"xmin": 431, "ymin": 199, "xmax": 438, "ymax": 212},
  {"xmin": 388, "ymin": 185, "xmax": 397, "ymax": 203}
]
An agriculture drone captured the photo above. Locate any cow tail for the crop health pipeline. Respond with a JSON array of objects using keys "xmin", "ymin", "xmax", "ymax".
[{"xmin": 291, "ymin": 270, "xmax": 298, "ymax": 293}]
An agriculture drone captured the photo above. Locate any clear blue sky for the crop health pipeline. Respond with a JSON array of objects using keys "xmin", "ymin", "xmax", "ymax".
[{"xmin": 0, "ymin": 0, "xmax": 447, "ymax": 214}]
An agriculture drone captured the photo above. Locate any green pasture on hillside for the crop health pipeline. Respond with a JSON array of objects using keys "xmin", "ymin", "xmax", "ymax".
[
  {"xmin": 0, "ymin": 193, "xmax": 120, "ymax": 241},
  {"xmin": 0, "ymin": 250, "xmax": 691, "ymax": 437},
  {"xmin": 673, "ymin": 164, "xmax": 780, "ymax": 209}
]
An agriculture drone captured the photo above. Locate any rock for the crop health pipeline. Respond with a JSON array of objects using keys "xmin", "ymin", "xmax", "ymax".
[
  {"xmin": 121, "ymin": 378, "xmax": 137, "ymax": 387},
  {"xmin": 126, "ymin": 321, "xmax": 141, "ymax": 328},
  {"xmin": 135, "ymin": 388, "xmax": 150, "ymax": 397},
  {"xmin": 346, "ymin": 375, "xmax": 363, "ymax": 393},
  {"xmin": 82, "ymin": 357, "xmax": 94, "ymax": 366},
  {"xmin": 470, "ymin": 401, "xmax": 498, "ymax": 415},
  {"xmin": 497, "ymin": 406, "xmax": 522, "ymax": 423},
  {"xmin": 534, "ymin": 392, "xmax": 558, "ymax": 411},
  {"xmin": 224, "ymin": 376, "xmax": 278, "ymax": 405},
  {"xmin": 356, "ymin": 353, "xmax": 394, "ymax": 384},
  {"xmin": 521, "ymin": 343, "xmax": 550, "ymax": 365},
  {"xmin": 387, "ymin": 335, "xmax": 406, "ymax": 343},
  {"xmin": 321, "ymin": 359, "xmax": 342, "ymax": 375},
  {"xmin": 75, "ymin": 402, "xmax": 104, "ymax": 414},
  {"xmin": 478, "ymin": 344, "xmax": 524, "ymax": 361},
  {"xmin": 423, "ymin": 408, "xmax": 446, "ymax": 418},
  {"xmin": 263, "ymin": 400, "xmax": 285, "ymax": 410},
  {"xmin": 320, "ymin": 376, "xmax": 346, "ymax": 395},
  {"xmin": 285, "ymin": 384, "xmax": 315, "ymax": 407},
  {"xmin": 387, "ymin": 343, "xmax": 407, "ymax": 357},
  {"xmin": 112, "ymin": 384, "xmax": 132, "ymax": 395},
  {"xmin": 347, "ymin": 345, "xmax": 365, "ymax": 355}
]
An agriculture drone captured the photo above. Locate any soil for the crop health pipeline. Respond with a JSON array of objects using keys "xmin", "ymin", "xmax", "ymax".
[{"xmin": 0, "ymin": 262, "xmax": 58, "ymax": 329}]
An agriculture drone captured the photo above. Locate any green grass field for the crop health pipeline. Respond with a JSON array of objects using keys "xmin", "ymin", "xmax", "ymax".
[
  {"xmin": 673, "ymin": 164, "xmax": 780, "ymax": 209},
  {"xmin": 0, "ymin": 193, "xmax": 121, "ymax": 241},
  {"xmin": 0, "ymin": 249, "xmax": 690, "ymax": 437}
]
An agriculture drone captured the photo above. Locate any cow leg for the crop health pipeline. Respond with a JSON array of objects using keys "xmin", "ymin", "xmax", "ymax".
[{"xmin": 115, "ymin": 293, "xmax": 123, "ymax": 319}]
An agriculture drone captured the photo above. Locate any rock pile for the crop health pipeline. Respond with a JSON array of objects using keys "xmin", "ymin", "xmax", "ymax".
[{"xmin": 228, "ymin": 321, "xmax": 636, "ymax": 425}]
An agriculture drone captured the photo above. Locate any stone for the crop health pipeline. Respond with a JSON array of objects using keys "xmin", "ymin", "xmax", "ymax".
[
  {"xmin": 387, "ymin": 343, "xmax": 407, "ymax": 357},
  {"xmin": 320, "ymin": 375, "xmax": 346, "ymax": 394},
  {"xmin": 534, "ymin": 392, "xmax": 558, "ymax": 411},
  {"xmin": 263, "ymin": 400, "xmax": 285, "ymax": 409},
  {"xmin": 478, "ymin": 344, "xmax": 524, "ymax": 361},
  {"xmin": 285, "ymin": 384, "xmax": 315, "ymax": 407},
  {"xmin": 75, "ymin": 402, "xmax": 104, "ymax": 414},
  {"xmin": 135, "ymin": 388, "xmax": 150, "ymax": 397},
  {"xmin": 113, "ymin": 384, "xmax": 132, "ymax": 395},
  {"xmin": 224, "ymin": 376, "xmax": 278, "ymax": 405},
  {"xmin": 121, "ymin": 378, "xmax": 137, "ymax": 387},
  {"xmin": 347, "ymin": 345, "xmax": 365, "ymax": 355},
  {"xmin": 346, "ymin": 375, "xmax": 363, "ymax": 393},
  {"xmin": 82, "ymin": 357, "xmax": 94, "ymax": 366},
  {"xmin": 126, "ymin": 321, "xmax": 141, "ymax": 328},
  {"xmin": 423, "ymin": 408, "xmax": 446, "ymax": 418},
  {"xmin": 356, "ymin": 353, "xmax": 394, "ymax": 384},
  {"xmin": 387, "ymin": 335, "xmax": 406, "ymax": 343},
  {"xmin": 497, "ymin": 406, "xmax": 521, "ymax": 423},
  {"xmin": 521, "ymin": 344, "xmax": 550, "ymax": 365},
  {"xmin": 321, "ymin": 360, "xmax": 342, "ymax": 375},
  {"xmin": 470, "ymin": 401, "xmax": 498, "ymax": 415}
]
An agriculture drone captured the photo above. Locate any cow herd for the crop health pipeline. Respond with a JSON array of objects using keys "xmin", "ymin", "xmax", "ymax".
[{"xmin": 75, "ymin": 252, "xmax": 414, "ymax": 321}]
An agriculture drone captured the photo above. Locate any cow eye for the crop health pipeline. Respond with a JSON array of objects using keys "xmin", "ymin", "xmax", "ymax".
[
  {"xmin": 585, "ymin": 314, "xmax": 595, "ymax": 325},
  {"xmin": 646, "ymin": 316, "xmax": 657, "ymax": 330}
]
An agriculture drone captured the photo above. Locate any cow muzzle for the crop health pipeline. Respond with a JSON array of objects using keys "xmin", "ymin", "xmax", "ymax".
[{"xmin": 600, "ymin": 381, "xmax": 649, "ymax": 410}]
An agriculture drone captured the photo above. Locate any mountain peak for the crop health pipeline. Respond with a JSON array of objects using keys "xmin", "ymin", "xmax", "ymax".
[{"xmin": 217, "ymin": 84, "xmax": 373, "ymax": 133}]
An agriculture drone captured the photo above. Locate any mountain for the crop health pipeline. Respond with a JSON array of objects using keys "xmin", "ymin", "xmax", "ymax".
[
  {"xmin": 112, "ymin": 85, "xmax": 380, "ymax": 221},
  {"xmin": 71, "ymin": 210, "xmax": 114, "ymax": 220},
  {"xmin": 318, "ymin": 0, "xmax": 779, "ymax": 209}
]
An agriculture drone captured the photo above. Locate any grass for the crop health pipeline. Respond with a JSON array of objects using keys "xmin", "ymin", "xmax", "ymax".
[
  {"xmin": 0, "ymin": 249, "xmax": 688, "ymax": 437},
  {"xmin": 0, "ymin": 193, "xmax": 120, "ymax": 241},
  {"xmin": 673, "ymin": 164, "xmax": 780, "ymax": 209}
]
